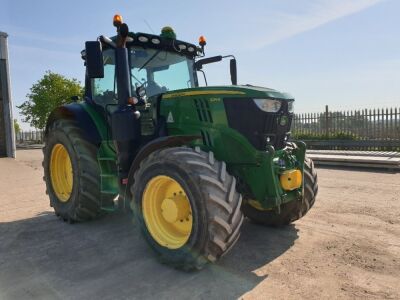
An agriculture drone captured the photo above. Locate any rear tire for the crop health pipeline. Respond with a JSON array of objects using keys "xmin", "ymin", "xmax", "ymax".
[
  {"xmin": 242, "ymin": 157, "xmax": 318, "ymax": 226},
  {"xmin": 43, "ymin": 119, "xmax": 107, "ymax": 222},
  {"xmin": 131, "ymin": 147, "xmax": 244, "ymax": 270}
]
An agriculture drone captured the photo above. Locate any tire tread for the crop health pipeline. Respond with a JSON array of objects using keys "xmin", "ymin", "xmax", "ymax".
[{"xmin": 131, "ymin": 147, "xmax": 244, "ymax": 270}]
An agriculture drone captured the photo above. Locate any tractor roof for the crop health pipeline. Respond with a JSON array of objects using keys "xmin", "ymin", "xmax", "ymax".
[{"xmin": 107, "ymin": 32, "xmax": 202, "ymax": 58}]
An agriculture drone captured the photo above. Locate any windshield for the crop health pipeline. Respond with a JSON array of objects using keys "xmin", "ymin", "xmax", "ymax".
[{"xmin": 129, "ymin": 47, "xmax": 196, "ymax": 97}]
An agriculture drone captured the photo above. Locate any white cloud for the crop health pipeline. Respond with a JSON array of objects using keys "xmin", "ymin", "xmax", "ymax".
[
  {"xmin": 255, "ymin": 0, "xmax": 385, "ymax": 48},
  {"xmin": 4, "ymin": 24, "xmax": 82, "ymax": 47}
]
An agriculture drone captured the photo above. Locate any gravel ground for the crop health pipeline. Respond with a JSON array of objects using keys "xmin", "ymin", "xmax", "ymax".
[{"xmin": 0, "ymin": 149, "xmax": 399, "ymax": 300}]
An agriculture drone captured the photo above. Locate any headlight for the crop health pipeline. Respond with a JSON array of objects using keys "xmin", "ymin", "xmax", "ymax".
[
  {"xmin": 253, "ymin": 99, "xmax": 281, "ymax": 113},
  {"xmin": 288, "ymin": 101, "xmax": 294, "ymax": 113}
]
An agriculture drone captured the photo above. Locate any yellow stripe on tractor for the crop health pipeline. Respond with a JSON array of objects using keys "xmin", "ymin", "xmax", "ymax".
[{"xmin": 163, "ymin": 90, "xmax": 245, "ymax": 99}]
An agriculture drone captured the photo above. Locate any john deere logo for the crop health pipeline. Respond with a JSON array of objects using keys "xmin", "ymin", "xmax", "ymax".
[{"xmin": 280, "ymin": 116, "xmax": 288, "ymax": 126}]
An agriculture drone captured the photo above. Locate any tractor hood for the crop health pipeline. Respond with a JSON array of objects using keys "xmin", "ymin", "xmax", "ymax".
[{"xmin": 162, "ymin": 85, "xmax": 294, "ymax": 100}]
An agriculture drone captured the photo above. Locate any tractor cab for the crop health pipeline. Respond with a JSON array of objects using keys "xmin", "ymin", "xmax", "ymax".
[{"xmin": 83, "ymin": 19, "xmax": 237, "ymax": 110}]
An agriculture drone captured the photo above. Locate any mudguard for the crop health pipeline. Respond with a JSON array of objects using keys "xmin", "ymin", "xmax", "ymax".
[
  {"xmin": 125, "ymin": 135, "xmax": 200, "ymax": 199},
  {"xmin": 45, "ymin": 103, "xmax": 103, "ymax": 146}
]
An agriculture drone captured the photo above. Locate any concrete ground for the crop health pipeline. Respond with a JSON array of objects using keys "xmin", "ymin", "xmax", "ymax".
[{"xmin": 0, "ymin": 149, "xmax": 399, "ymax": 300}]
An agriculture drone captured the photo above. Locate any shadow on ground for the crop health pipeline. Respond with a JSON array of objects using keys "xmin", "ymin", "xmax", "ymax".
[{"xmin": 0, "ymin": 211, "xmax": 298, "ymax": 299}]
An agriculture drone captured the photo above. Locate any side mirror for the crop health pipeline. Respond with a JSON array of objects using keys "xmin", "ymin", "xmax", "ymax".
[
  {"xmin": 230, "ymin": 59, "xmax": 237, "ymax": 85},
  {"xmin": 195, "ymin": 55, "xmax": 223, "ymax": 70},
  {"xmin": 85, "ymin": 41, "xmax": 104, "ymax": 78}
]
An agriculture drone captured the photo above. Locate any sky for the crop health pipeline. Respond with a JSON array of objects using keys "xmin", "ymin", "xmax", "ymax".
[{"xmin": 0, "ymin": 0, "xmax": 399, "ymax": 130}]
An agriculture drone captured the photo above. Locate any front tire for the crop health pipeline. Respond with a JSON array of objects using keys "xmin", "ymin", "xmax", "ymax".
[
  {"xmin": 131, "ymin": 147, "xmax": 244, "ymax": 270},
  {"xmin": 242, "ymin": 157, "xmax": 318, "ymax": 226}
]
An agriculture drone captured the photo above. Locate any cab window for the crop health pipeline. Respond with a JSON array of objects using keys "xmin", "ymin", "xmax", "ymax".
[{"xmin": 92, "ymin": 49, "xmax": 116, "ymax": 106}]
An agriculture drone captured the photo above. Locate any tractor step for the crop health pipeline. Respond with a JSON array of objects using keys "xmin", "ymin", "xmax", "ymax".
[
  {"xmin": 100, "ymin": 205, "xmax": 116, "ymax": 212},
  {"xmin": 101, "ymin": 189, "xmax": 118, "ymax": 194},
  {"xmin": 98, "ymin": 157, "xmax": 116, "ymax": 161}
]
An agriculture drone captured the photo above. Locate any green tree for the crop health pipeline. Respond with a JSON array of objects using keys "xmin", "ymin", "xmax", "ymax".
[
  {"xmin": 13, "ymin": 119, "xmax": 21, "ymax": 135},
  {"xmin": 17, "ymin": 71, "xmax": 83, "ymax": 129}
]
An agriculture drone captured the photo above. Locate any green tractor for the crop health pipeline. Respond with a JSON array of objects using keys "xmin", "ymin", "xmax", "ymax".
[{"xmin": 43, "ymin": 15, "xmax": 318, "ymax": 270}]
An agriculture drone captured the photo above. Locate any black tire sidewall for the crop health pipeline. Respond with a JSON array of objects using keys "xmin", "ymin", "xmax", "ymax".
[
  {"xmin": 241, "ymin": 199, "xmax": 298, "ymax": 226},
  {"xmin": 132, "ymin": 160, "xmax": 208, "ymax": 266},
  {"xmin": 44, "ymin": 125, "xmax": 80, "ymax": 217}
]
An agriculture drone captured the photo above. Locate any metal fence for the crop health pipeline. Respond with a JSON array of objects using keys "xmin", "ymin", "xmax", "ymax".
[
  {"xmin": 16, "ymin": 130, "xmax": 44, "ymax": 144},
  {"xmin": 292, "ymin": 106, "xmax": 400, "ymax": 151}
]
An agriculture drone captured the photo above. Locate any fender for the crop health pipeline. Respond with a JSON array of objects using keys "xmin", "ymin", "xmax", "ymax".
[
  {"xmin": 125, "ymin": 135, "xmax": 200, "ymax": 199},
  {"xmin": 45, "ymin": 103, "xmax": 103, "ymax": 146}
]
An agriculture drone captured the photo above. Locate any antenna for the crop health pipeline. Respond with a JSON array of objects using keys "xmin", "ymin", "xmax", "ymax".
[{"xmin": 143, "ymin": 19, "xmax": 155, "ymax": 34}]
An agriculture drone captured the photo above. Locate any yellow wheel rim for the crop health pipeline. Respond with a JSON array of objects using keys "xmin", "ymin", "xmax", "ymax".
[
  {"xmin": 142, "ymin": 175, "xmax": 193, "ymax": 249},
  {"xmin": 50, "ymin": 143, "xmax": 73, "ymax": 202}
]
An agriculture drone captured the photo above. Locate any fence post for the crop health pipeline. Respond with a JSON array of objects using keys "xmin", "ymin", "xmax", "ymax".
[{"xmin": 325, "ymin": 105, "xmax": 329, "ymax": 137}]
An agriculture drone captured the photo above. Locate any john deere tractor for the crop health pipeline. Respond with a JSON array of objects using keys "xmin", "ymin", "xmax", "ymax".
[{"xmin": 43, "ymin": 15, "xmax": 318, "ymax": 270}]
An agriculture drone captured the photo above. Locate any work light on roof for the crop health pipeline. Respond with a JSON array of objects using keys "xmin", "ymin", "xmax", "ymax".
[{"xmin": 138, "ymin": 36, "xmax": 149, "ymax": 43}]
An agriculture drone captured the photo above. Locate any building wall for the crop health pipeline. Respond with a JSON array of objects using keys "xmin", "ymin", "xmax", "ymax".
[
  {"xmin": 0, "ymin": 69, "xmax": 6, "ymax": 156},
  {"xmin": 0, "ymin": 32, "xmax": 15, "ymax": 158}
]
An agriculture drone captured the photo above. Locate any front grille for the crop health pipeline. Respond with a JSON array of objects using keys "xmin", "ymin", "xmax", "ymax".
[{"xmin": 223, "ymin": 98, "xmax": 292, "ymax": 150}]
